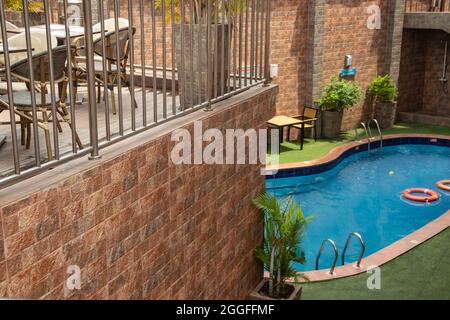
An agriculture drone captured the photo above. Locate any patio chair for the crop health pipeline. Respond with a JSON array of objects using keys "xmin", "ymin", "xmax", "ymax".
[
  {"xmin": 0, "ymin": 45, "xmax": 83, "ymax": 160},
  {"xmin": 73, "ymin": 26, "xmax": 137, "ymax": 114},
  {"xmin": 290, "ymin": 106, "xmax": 319, "ymax": 145},
  {"xmin": 0, "ymin": 21, "xmax": 24, "ymax": 41},
  {"xmin": 0, "ymin": 29, "xmax": 58, "ymax": 66}
]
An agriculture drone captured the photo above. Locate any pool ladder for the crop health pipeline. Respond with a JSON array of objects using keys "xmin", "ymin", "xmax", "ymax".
[
  {"xmin": 315, "ymin": 232, "xmax": 366, "ymax": 274},
  {"xmin": 355, "ymin": 119, "xmax": 383, "ymax": 152}
]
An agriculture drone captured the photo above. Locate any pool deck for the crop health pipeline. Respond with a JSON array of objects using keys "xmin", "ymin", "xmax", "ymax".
[{"xmin": 264, "ymin": 133, "xmax": 450, "ymax": 282}]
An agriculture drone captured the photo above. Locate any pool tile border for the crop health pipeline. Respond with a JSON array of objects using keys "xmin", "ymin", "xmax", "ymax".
[{"xmin": 264, "ymin": 134, "xmax": 450, "ymax": 282}]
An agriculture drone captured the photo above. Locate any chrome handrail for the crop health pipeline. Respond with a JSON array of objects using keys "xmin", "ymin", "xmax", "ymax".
[
  {"xmin": 315, "ymin": 239, "xmax": 339, "ymax": 275},
  {"xmin": 341, "ymin": 232, "xmax": 365, "ymax": 268},
  {"xmin": 368, "ymin": 118, "xmax": 383, "ymax": 150},
  {"xmin": 360, "ymin": 122, "xmax": 371, "ymax": 152}
]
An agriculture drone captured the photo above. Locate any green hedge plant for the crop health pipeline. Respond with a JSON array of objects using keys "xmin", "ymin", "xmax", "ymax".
[
  {"xmin": 316, "ymin": 77, "xmax": 362, "ymax": 112},
  {"xmin": 367, "ymin": 74, "xmax": 398, "ymax": 103},
  {"xmin": 254, "ymin": 193, "xmax": 311, "ymax": 298}
]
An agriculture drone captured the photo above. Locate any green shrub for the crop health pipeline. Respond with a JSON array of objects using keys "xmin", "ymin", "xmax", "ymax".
[
  {"xmin": 4, "ymin": 0, "xmax": 43, "ymax": 12},
  {"xmin": 367, "ymin": 74, "xmax": 398, "ymax": 103},
  {"xmin": 316, "ymin": 77, "xmax": 362, "ymax": 112},
  {"xmin": 253, "ymin": 193, "xmax": 311, "ymax": 298}
]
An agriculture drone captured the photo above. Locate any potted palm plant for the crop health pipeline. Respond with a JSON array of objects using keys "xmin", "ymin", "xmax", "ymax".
[
  {"xmin": 249, "ymin": 193, "xmax": 311, "ymax": 300},
  {"xmin": 367, "ymin": 75, "xmax": 399, "ymax": 129},
  {"xmin": 156, "ymin": 0, "xmax": 244, "ymax": 109},
  {"xmin": 316, "ymin": 77, "xmax": 362, "ymax": 139}
]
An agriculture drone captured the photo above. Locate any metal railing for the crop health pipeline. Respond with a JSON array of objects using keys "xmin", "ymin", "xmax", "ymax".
[
  {"xmin": 0, "ymin": 0, "xmax": 272, "ymax": 188},
  {"xmin": 405, "ymin": 0, "xmax": 450, "ymax": 12}
]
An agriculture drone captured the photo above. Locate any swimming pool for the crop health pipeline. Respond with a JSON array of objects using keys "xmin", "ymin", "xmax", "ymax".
[{"xmin": 266, "ymin": 141, "xmax": 450, "ymax": 272}]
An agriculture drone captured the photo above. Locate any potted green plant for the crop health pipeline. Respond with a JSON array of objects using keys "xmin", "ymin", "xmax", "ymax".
[
  {"xmin": 367, "ymin": 74, "xmax": 399, "ymax": 129},
  {"xmin": 4, "ymin": 0, "xmax": 45, "ymax": 27},
  {"xmin": 316, "ymin": 77, "xmax": 362, "ymax": 139},
  {"xmin": 249, "ymin": 193, "xmax": 311, "ymax": 300},
  {"xmin": 155, "ymin": 0, "xmax": 244, "ymax": 109}
]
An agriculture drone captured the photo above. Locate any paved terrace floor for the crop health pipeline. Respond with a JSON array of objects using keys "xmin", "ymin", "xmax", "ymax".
[{"xmin": 0, "ymin": 86, "xmax": 180, "ymax": 178}]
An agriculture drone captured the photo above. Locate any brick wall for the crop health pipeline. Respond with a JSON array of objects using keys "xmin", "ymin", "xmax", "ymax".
[
  {"xmin": 398, "ymin": 29, "xmax": 426, "ymax": 112},
  {"xmin": 398, "ymin": 29, "xmax": 450, "ymax": 116},
  {"xmin": 270, "ymin": 0, "xmax": 309, "ymax": 116},
  {"xmin": 0, "ymin": 86, "xmax": 277, "ymax": 299},
  {"xmin": 269, "ymin": 1, "xmax": 403, "ymax": 131},
  {"xmin": 322, "ymin": 0, "xmax": 390, "ymax": 130}
]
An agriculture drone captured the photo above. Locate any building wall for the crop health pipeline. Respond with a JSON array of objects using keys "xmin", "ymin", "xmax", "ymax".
[
  {"xmin": 398, "ymin": 29, "xmax": 450, "ymax": 116},
  {"xmin": 398, "ymin": 29, "xmax": 426, "ymax": 112},
  {"xmin": 322, "ymin": 0, "xmax": 390, "ymax": 130},
  {"xmin": 0, "ymin": 86, "xmax": 277, "ymax": 299},
  {"xmin": 270, "ymin": 0, "xmax": 309, "ymax": 116}
]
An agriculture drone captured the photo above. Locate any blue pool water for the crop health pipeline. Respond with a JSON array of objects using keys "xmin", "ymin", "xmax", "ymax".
[{"xmin": 266, "ymin": 144, "xmax": 450, "ymax": 272}]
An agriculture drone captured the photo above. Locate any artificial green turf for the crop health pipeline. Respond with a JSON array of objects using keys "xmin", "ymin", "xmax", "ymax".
[
  {"xmin": 301, "ymin": 228, "xmax": 450, "ymax": 300},
  {"xmin": 271, "ymin": 122, "xmax": 450, "ymax": 164}
]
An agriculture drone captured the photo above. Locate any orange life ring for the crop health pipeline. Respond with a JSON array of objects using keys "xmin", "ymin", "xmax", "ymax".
[
  {"xmin": 437, "ymin": 180, "xmax": 450, "ymax": 192},
  {"xmin": 402, "ymin": 188, "xmax": 440, "ymax": 203}
]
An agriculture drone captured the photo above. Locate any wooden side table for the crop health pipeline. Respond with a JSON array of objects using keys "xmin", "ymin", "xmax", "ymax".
[{"xmin": 267, "ymin": 115, "xmax": 302, "ymax": 145}]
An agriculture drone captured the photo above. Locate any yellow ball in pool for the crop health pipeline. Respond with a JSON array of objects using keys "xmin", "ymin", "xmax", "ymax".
[{"xmin": 389, "ymin": 171, "xmax": 395, "ymax": 176}]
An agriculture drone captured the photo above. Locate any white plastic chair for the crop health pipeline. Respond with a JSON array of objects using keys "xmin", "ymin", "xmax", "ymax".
[
  {"xmin": 0, "ymin": 30, "xmax": 58, "ymax": 66},
  {"xmin": 0, "ymin": 21, "xmax": 24, "ymax": 41}
]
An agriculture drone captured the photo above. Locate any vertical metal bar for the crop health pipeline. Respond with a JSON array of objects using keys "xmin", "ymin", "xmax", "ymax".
[
  {"xmin": 83, "ymin": 0, "xmax": 100, "ymax": 158},
  {"xmin": 151, "ymin": 0, "xmax": 158, "ymax": 120},
  {"xmin": 213, "ymin": 0, "xmax": 219, "ymax": 99},
  {"xmin": 113, "ymin": 0, "xmax": 124, "ymax": 135},
  {"xmin": 220, "ymin": 0, "xmax": 225, "ymax": 96},
  {"xmin": 254, "ymin": 0, "xmax": 259, "ymax": 82},
  {"xmin": 264, "ymin": 0, "xmax": 271, "ymax": 85},
  {"xmin": 0, "ymin": 1, "xmax": 20, "ymax": 174},
  {"xmin": 204, "ymin": 0, "xmax": 213, "ymax": 111},
  {"xmin": 233, "ymin": 0, "xmax": 237, "ymax": 91},
  {"xmin": 238, "ymin": 0, "xmax": 243, "ymax": 89},
  {"xmin": 244, "ymin": 0, "xmax": 249, "ymax": 87},
  {"xmin": 227, "ymin": 0, "xmax": 232, "ymax": 93},
  {"xmin": 139, "ymin": 0, "xmax": 147, "ymax": 125},
  {"xmin": 99, "ymin": 0, "xmax": 111, "ymax": 140},
  {"xmin": 171, "ymin": 0, "xmax": 177, "ymax": 116},
  {"xmin": 62, "ymin": 0, "xmax": 77, "ymax": 153},
  {"xmin": 188, "ymin": 0, "xmax": 194, "ymax": 110},
  {"xmin": 196, "ymin": 1, "xmax": 202, "ymax": 105},
  {"xmin": 128, "ymin": 0, "xmax": 136, "ymax": 131},
  {"xmin": 178, "ymin": 0, "xmax": 186, "ymax": 111},
  {"xmin": 43, "ymin": 0, "xmax": 60, "ymax": 160},
  {"xmin": 259, "ymin": 0, "xmax": 264, "ymax": 79},
  {"xmin": 250, "ymin": 0, "xmax": 255, "ymax": 85},
  {"xmin": 21, "ymin": 0, "xmax": 41, "ymax": 165},
  {"xmin": 162, "ymin": 0, "xmax": 168, "ymax": 118}
]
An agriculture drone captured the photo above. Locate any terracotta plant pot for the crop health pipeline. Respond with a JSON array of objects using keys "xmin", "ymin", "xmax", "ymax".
[
  {"xmin": 374, "ymin": 101, "xmax": 397, "ymax": 129},
  {"xmin": 321, "ymin": 110, "xmax": 343, "ymax": 139},
  {"xmin": 249, "ymin": 279, "xmax": 302, "ymax": 300}
]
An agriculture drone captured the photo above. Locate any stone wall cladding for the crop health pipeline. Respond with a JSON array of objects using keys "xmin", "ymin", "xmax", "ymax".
[
  {"xmin": 398, "ymin": 29, "xmax": 449, "ymax": 117},
  {"xmin": 0, "ymin": 87, "xmax": 277, "ymax": 299},
  {"xmin": 270, "ymin": 0, "xmax": 309, "ymax": 116},
  {"xmin": 322, "ymin": 0, "xmax": 389, "ymax": 131}
]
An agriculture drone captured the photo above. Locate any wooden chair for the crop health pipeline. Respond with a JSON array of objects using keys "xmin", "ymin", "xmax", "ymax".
[
  {"xmin": 290, "ymin": 106, "xmax": 319, "ymax": 149},
  {"xmin": 73, "ymin": 27, "xmax": 137, "ymax": 114},
  {"xmin": 0, "ymin": 45, "xmax": 83, "ymax": 160}
]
